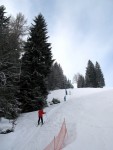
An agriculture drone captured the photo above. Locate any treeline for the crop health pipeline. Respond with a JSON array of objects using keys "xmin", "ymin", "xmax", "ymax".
[
  {"xmin": 47, "ymin": 62, "xmax": 73, "ymax": 90},
  {"xmin": 73, "ymin": 60, "xmax": 105, "ymax": 88},
  {"xmin": 0, "ymin": 5, "xmax": 73, "ymax": 119}
]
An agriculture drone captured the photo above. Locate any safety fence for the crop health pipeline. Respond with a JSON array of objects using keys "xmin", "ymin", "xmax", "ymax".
[{"xmin": 44, "ymin": 119, "xmax": 67, "ymax": 150}]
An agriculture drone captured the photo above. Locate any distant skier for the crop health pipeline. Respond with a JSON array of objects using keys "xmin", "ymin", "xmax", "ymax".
[
  {"xmin": 65, "ymin": 89, "xmax": 68, "ymax": 95},
  {"xmin": 64, "ymin": 95, "xmax": 66, "ymax": 101},
  {"xmin": 38, "ymin": 109, "xmax": 46, "ymax": 125}
]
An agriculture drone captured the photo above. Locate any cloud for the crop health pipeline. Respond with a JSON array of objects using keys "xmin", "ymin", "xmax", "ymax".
[
  {"xmin": 49, "ymin": 0, "xmax": 113, "ymax": 86},
  {"xmin": 0, "ymin": 0, "xmax": 40, "ymax": 24},
  {"xmin": 1, "ymin": 0, "xmax": 113, "ymax": 86}
]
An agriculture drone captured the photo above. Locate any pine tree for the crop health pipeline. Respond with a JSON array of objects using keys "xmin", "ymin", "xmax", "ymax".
[
  {"xmin": 48, "ymin": 62, "xmax": 61, "ymax": 89},
  {"xmin": 0, "ymin": 5, "xmax": 20, "ymax": 119},
  {"xmin": 73, "ymin": 73, "xmax": 85, "ymax": 88},
  {"xmin": 19, "ymin": 14, "xmax": 53, "ymax": 112},
  {"xmin": 95, "ymin": 61, "xmax": 105, "ymax": 87},
  {"xmin": 54, "ymin": 63, "xmax": 64, "ymax": 89},
  {"xmin": 47, "ymin": 62, "xmax": 73, "ymax": 90},
  {"xmin": 66, "ymin": 79, "xmax": 74, "ymax": 88},
  {"xmin": 77, "ymin": 74, "xmax": 85, "ymax": 88},
  {"xmin": 0, "ymin": 5, "xmax": 10, "ymax": 63},
  {"xmin": 85, "ymin": 60, "xmax": 97, "ymax": 87},
  {"xmin": 0, "ymin": 6, "xmax": 21, "ymax": 88},
  {"xmin": 46, "ymin": 64, "xmax": 55, "ymax": 90}
]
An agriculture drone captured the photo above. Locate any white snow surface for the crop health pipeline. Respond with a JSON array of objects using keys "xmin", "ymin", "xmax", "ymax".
[{"xmin": 0, "ymin": 88, "xmax": 113, "ymax": 150}]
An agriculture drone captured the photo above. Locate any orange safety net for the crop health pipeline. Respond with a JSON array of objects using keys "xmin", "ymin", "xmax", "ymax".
[{"xmin": 44, "ymin": 120, "xmax": 67, "ymax": 150}]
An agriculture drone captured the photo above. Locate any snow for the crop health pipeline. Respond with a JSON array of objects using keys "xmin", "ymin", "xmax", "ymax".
[{"xmin": 0, "ymin": 88, "xmax": 113, "ymax": 150}]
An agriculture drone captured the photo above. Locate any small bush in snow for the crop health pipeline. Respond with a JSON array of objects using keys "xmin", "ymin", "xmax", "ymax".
[
  {"xmin": 48, "ymin": 101, "xmax": 53, "ymax": 105},
  {"xmin": 0, "ymin": 128, "xmax": 14, "ymax": 134},
  {"xmin": 52, "ymin": 98, "xmax": 60, "ymax": 104}
]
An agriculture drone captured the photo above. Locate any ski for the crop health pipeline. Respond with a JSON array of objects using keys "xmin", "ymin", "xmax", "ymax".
[
  {"xmin": 41, "ymin": 121, "xmax": 45, "ymax": 126},
  {"xmin": 36, "ymin": 121, "xmax": 45, "ymax": 127}
]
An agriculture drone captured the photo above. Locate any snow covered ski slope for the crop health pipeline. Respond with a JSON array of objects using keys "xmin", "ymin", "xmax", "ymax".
[{"xmin": 0, "ymin": 88, "xmax": 113, "ymax": 150}]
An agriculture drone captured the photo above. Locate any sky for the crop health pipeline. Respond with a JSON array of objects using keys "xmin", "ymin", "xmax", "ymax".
[
  {"xmin": 1, "ymin": 0, "xmax": 113, "ymax": 87},
  {"xmin": 0, "ymin": 88, "xmax": 113, "ymax": 150}
]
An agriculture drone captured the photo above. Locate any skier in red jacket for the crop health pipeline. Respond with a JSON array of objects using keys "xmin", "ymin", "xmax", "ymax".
[{"xmin": 38, "ymin": 109, "xmax": 46, "ymax": 125}]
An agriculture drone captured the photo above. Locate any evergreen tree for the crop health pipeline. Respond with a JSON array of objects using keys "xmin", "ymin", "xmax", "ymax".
[
  {"xmin": 46, "ymin": 64, "xmax": 55, "ymax": 90},
  {"xmin": 54, "ymin": 63, "xmax": 64, "ymax": 89},
  {"xmin": 77, "ymin": 74, "xmax": 85, "ymax": 88},
  {"xmin": 66, "ymin": 79, "xmax": 74, "ymax": 89},
  {"xmin": 0, "ymin": 5, "xmax": 10, "ymax": 63},
  {"xmin": 73, "ymin": 73, "xmax": 85, "ymax": 88},
  {"xmin": 0, "ymin": 5, "xmax": 20, "ymax": 119},
  {"xmin": 47, "ymin": 62, "xmax": 73, "ymax": 90},
  {"xmin": 47, "ymin": 62, "xmax": 62, "ymax": 90},
  {"xmin": 95, "ymin": 61, "xmax": 105, "ymax": 87},
  {"xmin": 19, "ymin": 14, "xmax": 53, "ymax": 112},
  {"xmin": 0, "ymin": 6, "xmax": 22, "ymax": 88},
  {"xmin": 85, "ymin": 60, "xmax": 97, "ymax": 87}
]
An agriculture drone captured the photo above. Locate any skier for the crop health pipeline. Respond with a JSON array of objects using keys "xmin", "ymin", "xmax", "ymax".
[
  {"xmin": 64, "ymin": 95, "xmax": 66, "ymax": 101},
  {"xmin": 65, "ymin": 89, "xmax": 68, "ymax": 95},
  {"xmin": 38, "ymin": 108, "xmax": 46, "ymax": 125}
]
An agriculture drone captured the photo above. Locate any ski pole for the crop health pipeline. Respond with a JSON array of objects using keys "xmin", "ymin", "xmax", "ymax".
[{"xmin": 45, "ymin": 113, "xmax": 48, "ymax": 120}]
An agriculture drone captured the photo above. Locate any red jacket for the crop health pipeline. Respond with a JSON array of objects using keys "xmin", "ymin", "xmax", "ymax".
[{"xmin": 38, "ymin": 109, "xmax": 45, "ymax": 117}]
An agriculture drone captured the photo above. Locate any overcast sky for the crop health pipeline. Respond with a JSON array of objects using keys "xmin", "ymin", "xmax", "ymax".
[{"xmin": 1, "ymin": 0, "xmax": 113, "ymax": 87}]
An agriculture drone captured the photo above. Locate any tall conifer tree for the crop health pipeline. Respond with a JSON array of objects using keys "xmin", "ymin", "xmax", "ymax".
[
  {"xmin": 77, "ymin": 74, "xmax": 85, "ymax": 88},
  {"xmin": 95, "ymin": 61, "xmax": 105, "ymax": 87},
  {"xmin": 0, "ymin": 5, "xmax": 10, "ymax": 63},
  {"xmin": 19, "ymin": 14, "xmax": 53, "ymax": 112},
  {"xmin": 85, "ymin": 60, "xmax": 97, "ymax": 87},
  {"xmin": 0, "ymin": 5, "xmax": 20, "ymax": 119},
  {"xmin": 47, "ymin": 62, "xmax": 73, "ymax": 90}
]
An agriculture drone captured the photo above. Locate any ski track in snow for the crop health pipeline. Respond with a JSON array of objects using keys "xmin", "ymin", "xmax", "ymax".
[{"xmin": 0, "ymin": 88, "xmax": 113, "ymax": 150}]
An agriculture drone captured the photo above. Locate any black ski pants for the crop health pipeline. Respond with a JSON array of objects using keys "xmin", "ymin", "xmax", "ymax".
[{"xmin": 38, "ymin": 116, "xmax": 43, "ymax": 125}]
